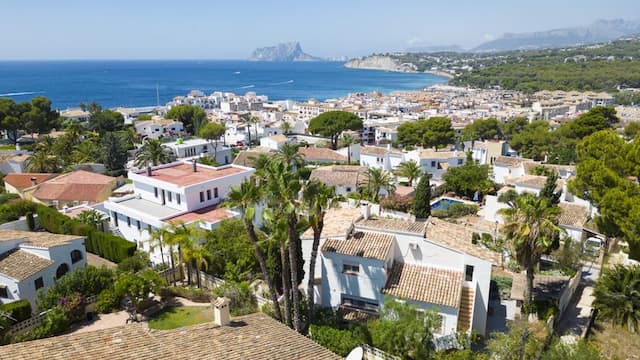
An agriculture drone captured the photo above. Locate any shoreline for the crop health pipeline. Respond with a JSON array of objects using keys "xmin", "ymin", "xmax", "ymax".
[{"xmin": 344, "ymin": 63, "xmax": 454, "ymax": 79}]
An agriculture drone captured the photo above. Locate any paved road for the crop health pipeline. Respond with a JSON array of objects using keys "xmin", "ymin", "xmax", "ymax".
[{"xmin": 556, "ymin": 260, "xmax": 600, "ymax": 336}]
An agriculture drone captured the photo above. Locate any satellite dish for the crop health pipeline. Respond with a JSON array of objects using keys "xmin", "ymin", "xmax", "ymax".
[{"xmin": 345, "ymin": 347, "xmax": 364, "ymax": 360}]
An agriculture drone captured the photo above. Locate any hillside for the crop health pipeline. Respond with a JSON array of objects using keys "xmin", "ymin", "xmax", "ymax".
[{"xmin": 249, "ymin": 42, "xmax": 321, "ymax": 62}]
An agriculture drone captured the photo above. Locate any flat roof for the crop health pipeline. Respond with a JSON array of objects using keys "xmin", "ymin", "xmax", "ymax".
[
  {"xmin": 167, "ymin": 205, "xmax": 235, "ymax": 225},
  {"xmin": 136, "ymin": 163, "xmax": 248, "ymax": 187},
  {"xmin": 116, "ymin": 197, "xmax": 183, "ymax": 219}
]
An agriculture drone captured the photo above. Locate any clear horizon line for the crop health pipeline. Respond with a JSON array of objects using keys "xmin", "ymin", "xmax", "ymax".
[{"xmin": 0, "ymin": 58, "xmax": 349, "ymax": 62}]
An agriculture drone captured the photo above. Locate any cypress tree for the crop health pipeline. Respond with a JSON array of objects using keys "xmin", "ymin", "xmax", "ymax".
[{"xmin": 412, "ymin": 173, "xmax": 432, "ymax": 219}]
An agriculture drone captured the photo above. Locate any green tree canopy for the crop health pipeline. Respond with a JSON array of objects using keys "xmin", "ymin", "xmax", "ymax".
[
  {"xmin": 166, "ymin": 105, "xmax": 207, "ymax": 135},
  {"xmin": 593, "ymin": 264, "xmax": 640, "ymax": 333},
  {"xmin": 99, "ymin": 132, "xmax": 129, "ymax": 175},
  {"xmin": 134, "ymin": 139, "xmax": 175, "ymax": 167},
  {"xmin": 421, "ymin": 117, "xmax": 455, "ymax": 150},
  {"xmin": 88, "ymin": 109, "xmax": 125, "ymax": 134},
  {"xmin": 462, "ymin": 117, "xmax": 503, "ymax": 141},
  {"xmin": 412, "ymin": 173, "xmax": 432, "ymax": 219},
  {"xmin": 442, "ymin": 159, "xmax": 493, "ymax": 198},
  {"xmin": 308, "ymin": 111, "xmax": 363, "ymax": 150},
  {"xmin": 510, "ymin": 120, "xmax": 552, "ymax": 161}
]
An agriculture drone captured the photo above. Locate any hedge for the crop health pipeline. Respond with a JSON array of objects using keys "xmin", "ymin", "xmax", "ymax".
[
  {"xmin": 0, "ymin": 200, "xmax": 38, "ymax": 224},
  {"xmin": 36, "ymin": 206, "xmax": 136, "ymax": 263},
  {"xmin": 0, "ymin": 299, "xmax": 32, "ymax": 323}
]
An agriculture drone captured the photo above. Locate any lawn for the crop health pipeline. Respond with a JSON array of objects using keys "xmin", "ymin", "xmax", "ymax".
[{"xmin": 148, "ymin": 306, "xmax": 213, "ymax": 330}]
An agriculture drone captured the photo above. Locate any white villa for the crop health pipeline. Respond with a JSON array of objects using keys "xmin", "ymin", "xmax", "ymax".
[
  {"xmin": 103, "ymin": 160, "xmax": 254, "ymax": 264},
  {"xmin": 162, "ymin": 138, "xmax": 232, "ymax": 165},
  {"xmin": 308, "ymin": 207, "xmax": 495, "ymax": 337},
  {"xmin": 0, "ymin": 231, "xmax": 87, "ymax": 308},
  {"xmin": 404, "ymin": 148, "xmax": 467, "ymax": 182},
  {"xmin": 134, "ymin": 118, "xmax": 183, "ymax": 140}
]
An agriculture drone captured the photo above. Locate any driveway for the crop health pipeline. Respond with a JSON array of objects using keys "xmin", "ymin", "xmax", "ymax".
[{"xmin": 556, "ymin": 261, "xmax": 599, "ymax": 336}]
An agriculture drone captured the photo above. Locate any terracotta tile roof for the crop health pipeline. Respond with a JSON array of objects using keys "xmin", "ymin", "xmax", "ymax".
[
  {"xmin": 0, "ymin": 249, "xmax": 54, "ymax": 281},
  {"xmin": 558, "ymin": 203, "xmax": 590, "ymax": 228},
  {"xmin": 382, "ymin": 262, "xmax": 463, "ymax": 308},
  {"xmin": 2, "ymin": 173, "xmax": 58, "ymax": 190},
  {"xmin": 298, "ymin": 147, "xmax": 347, "ymax": 162},
  {"xmin": 507, "ymin": 175, "xmax": 548, "ymax": 189},
  {"xmin": 0, "ymin": 230, "xmax": 82, "ymax": 248},
  {"xmin": 232, "ymin": 148, "xmax": 273, "ymax": 167},
  {"xmin": 31, "ymin": 170, "xmax": 116, "ymax": 203},
  {"xmin": 426, "ymin": 218, "xmax": 502, "ymax": 266},
  {"xmin": 494, "ymin": 156, "xmax": 530, "ymax": 168},
  {"xmin": 322, "ymin": 231, "xmax": 394, "ymax": 261},
  {"xmin": 0, "ymin": 313, "xmax": 340, "ymax": 360},
  {"xmin": 167, "ymin": 205, "xmax": 235, "ymax": 225},
  {"xmin": 309, "ymin": 165, "xmax": 367, "ymax": 187},
  {"xmin": 361, "ymin": 146, "xmax": 402, "ymax": 156},
  {"xmin": 136, "ymin": 163, "xmax": 249, "ymax": 187},
  {"xmin": 356, "ymin": 217, "xmax": 427, "ymax": 235},
  {"xmin": 418, "ymin": 149, "xmax": 465, "ymax": 160},
  {"xmin": 301, "ymin": 207, "xmax": 362, "ymax": 240}
]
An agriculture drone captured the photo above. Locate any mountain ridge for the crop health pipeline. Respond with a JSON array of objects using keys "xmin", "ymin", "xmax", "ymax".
[{"xmin": 249, "ymin": 42, "xmax": 322, "ymax": 61}]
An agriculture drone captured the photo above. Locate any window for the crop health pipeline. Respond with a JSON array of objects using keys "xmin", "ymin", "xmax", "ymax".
[
  {"xmin": 168, "ymin": 192, "xmax": 172, "ymax": 202},
  {"xmin": 176, "ymin": 194, "xmax": 181, "ymax": 205},
  {"xmin": 127, "ymin": 216, "xmax": 131, "ymax": 227},
  {"xmin": 346, "ymin": 187, "xmax": 352, "ymax": 192},
  {"xmin": 457, "ymin": 159, "xmax": 464, "ymax": 165},
  {"xmin": 137, "ymin": 220, "xmax": 141, "ymax": 230},
  {"xmin": 0, "ymin": 285, "xmax": 8, "ymax": 298},
  {"xmin": 56, "ymin": 264, "xmax": 69, "ymax": 279},
  {"xmin": 113, "ymin": 212, "xmax": 119, "ymax": 227},
  {"xmin": 154, "ymin": 187, "xmax": 158, "ymax": 198},
  {"xmin": 341, "ymin": 295, "xmax": 378, "ymax": 312},
  {"xmin": 207, "ymin": 189, "xmax": 212, "ymax": 200},
  {"xmin": 465, "ymin": 265, "xmax": 474, "ymax": 282},
  {"xmin": 34, "ymin": 277, "xmax": 44, "ymax": 290},
  {"xmin": 431, "ymin": 161, "xmax": 436, "ymax": 167},
  {"xmin": 342, "ymin": 264, "xmax": 359, "ymax": 274},
  {"xmin": 70, "ymin": 250, "xmax": 83, "ymax": 264},
  {"xmin": 214, "ymin": 188, "xmax": 218, "ymax": 198},
  {"xmin": 200, "ymin": 191, "xmax": 205, "ymax": 202}
]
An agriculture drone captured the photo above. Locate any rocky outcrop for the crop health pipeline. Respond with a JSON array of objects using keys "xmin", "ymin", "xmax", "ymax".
[
  {"xmin": 249, "ymin": 42, "xmax": 321, "ymax": 61},
  {"xmin": 344, "ymin": 55, "xmax": 418, "ymax": 72}
]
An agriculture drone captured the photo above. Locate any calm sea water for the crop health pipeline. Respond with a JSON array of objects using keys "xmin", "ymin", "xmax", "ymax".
[{"xmin": 0, "ymin": 60, "xmax": 447, "ymax": 109}]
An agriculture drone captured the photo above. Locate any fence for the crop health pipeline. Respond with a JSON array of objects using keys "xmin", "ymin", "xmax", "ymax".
[
  {"xmin": 10, "ymin": 296, "xmax": 98, "ymax": 336},
  {"xmin": 197, "ymin": 272, "xmax": 225, "ymax": 290},
  {"xmin": 158, "ymin": 266, "xmax": 184, "ymax": 284},
  {"xmin": 361, "ymin": 344, "xmax": 400, "ymax": 360}
]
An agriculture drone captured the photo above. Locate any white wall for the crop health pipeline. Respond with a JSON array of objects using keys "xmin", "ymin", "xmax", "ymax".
[{"xmin": 463, "ymin": 254, "xmax": 491, "ymax": 336}]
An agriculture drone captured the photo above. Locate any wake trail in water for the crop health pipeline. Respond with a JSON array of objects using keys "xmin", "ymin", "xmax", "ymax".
[
  {"xmin": 0, "ymin": 91, "xmax": 43, "ymax": 97},
  {"xmin": 238, "ymin": 84, "xmax": 255, "ymax": 89},
  {"xmin": 268, "ymin": 80, "xmax": 294, "ymax": 86}
]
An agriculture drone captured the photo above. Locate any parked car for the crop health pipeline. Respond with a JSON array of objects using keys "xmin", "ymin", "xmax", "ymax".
[{"xmin": 583, "ymin": 237, "xmax": 603, "ymax": 257}]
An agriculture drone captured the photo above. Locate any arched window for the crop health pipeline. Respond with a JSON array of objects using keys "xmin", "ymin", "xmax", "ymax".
[
  {"xmin": 56, "ymin": 263, "xmax": 69, "ymax": 279},
  {"xmin": 70, "ymin": 250, "xmax": 83, "ymax": 264}
]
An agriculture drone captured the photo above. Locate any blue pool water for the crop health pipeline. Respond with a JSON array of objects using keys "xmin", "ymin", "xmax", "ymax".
[{"xmin": 431, "ymin": 198, "xmax": 464, "ymax": 211}]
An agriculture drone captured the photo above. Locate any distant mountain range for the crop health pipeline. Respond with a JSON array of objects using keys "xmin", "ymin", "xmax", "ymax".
[
  {"xmin": 472, "ymin": 19, "xmax": 640, "ymax": 52},
  {"xmin": 249, "ymin": 42, "xmax": 322, "ymax": 61}
]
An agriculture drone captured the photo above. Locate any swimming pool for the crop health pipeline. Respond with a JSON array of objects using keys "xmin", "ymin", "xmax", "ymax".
[{"xmin": 430, "ymin": 198, "xmax": 464, "ymax": 211}]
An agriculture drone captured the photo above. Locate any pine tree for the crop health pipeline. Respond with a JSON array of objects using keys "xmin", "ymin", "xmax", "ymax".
[{"xmin": 412, "ymin": 173, "xmax": 432, "ymax": 219}]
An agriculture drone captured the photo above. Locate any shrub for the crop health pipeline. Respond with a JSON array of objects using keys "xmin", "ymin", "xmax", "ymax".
[
  {"xmin": 212, "ymin": 281, "xmax": 257, "ymax": 316},
  {"xmin": 380, "ymin": 193, "xmax": 412, "ymax": 213},
  {"xmin": 472, "ymin": 233, "xmax": 480, "ymax": 245},
  {"xmin": 96, "ymin": 288, "xmax": 120, "ymax": 313},
  {"xmin": 59, "ymin": 293, "xmax": 87, "ymax": 323},
  {"xmin": 165, "ymin": 286, "xmax": 211, "ymax": 303},
  {"xmin": 25, "ymin": 212, "xmax": 35, "ymax": 230},
  {"xmin": 0, "ymin": 193, "xmax": 19, "ymax": 205},
  {"xmin": 0, "ymin": 300, "xmax": 32, "ymax": 323},
  {"xmin": 117, "ymin": 251, "xmax": 151, "ymax": 273},
  {"xmin": 37, "ymin": 265, "xmax": 116, "ymax": 312},
  {"xmin": 0, "ymin": 200, "xmax": 38, "ymax": 224},
  {"xmin": 490, "ymin": 275, "xmax": 513, "ymax": 300},
  {"xmin": 32, "ymin": 306, "xmax": 69, "ymax": 339},
  {"xmin": 309, "ymin": 324, "xmax": 368, "ymax": 357},
  {"xmin": 36, "ymin": 205, "xmax": 136, "ymax": 263}
]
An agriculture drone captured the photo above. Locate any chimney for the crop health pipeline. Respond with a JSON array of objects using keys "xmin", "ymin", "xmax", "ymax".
[
  {"xmin": 30, "ymin": 177, "xmax": 37, "ymax": 186},
  {"xmin": 212, "ymin": 297, "xmax": 231, "ymax": 326},
  {"xmin": 192, "ymin": 159, "xmax": 197, "ymax": 172},
  {"xmin": 361, "ymin": 202, "xmax": 371, "ymax": 220},
  {"xmin": 146, "ymin": 165, "xmax": 152, "ymax": 176}
]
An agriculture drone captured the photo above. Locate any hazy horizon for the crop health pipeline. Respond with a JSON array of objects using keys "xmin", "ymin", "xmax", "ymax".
[{"xmin": 1, "ymin": 0, "xmax": 639, "ymax": 60}]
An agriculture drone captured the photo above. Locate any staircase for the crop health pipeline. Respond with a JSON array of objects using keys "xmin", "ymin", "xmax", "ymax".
[{"xmin": 457, "ymin": 287, "xmax": 474, "ymax": 333}]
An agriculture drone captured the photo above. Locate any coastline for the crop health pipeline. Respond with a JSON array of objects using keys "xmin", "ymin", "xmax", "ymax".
[{"xmin": 343, "ymin": 60, "xmax": 454, "ymax": 79}]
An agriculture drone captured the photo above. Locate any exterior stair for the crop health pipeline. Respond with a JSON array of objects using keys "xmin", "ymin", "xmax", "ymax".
[{"xmin": 457, "ymin": 287, "xmax": 474, "ymax": 333}]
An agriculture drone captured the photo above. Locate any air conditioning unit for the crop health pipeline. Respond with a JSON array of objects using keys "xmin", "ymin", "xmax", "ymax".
[{"xmin": 409, "ymin": 242, "xmax": 418, "ymax": 250}]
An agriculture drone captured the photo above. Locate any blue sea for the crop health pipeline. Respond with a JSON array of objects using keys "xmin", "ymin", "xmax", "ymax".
[{"xmin": 0, "ymin": 61, "xmax": 447, "ymax": 110}]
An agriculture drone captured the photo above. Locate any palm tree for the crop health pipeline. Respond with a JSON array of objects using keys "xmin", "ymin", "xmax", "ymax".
[
  {"xmin": 76, "ymin": 209, "xmax": 104, "ymax": 231},
  {"xmin": 183, "ymin": 241, "xmax": 209, "ymax": 289},
  {"xmin": 302, "ymin": 179, "xmax": 337, "ymax": 329},
  {"xmin": 72, "ymin": 139, "xmax": 98, "ymax": 164},
  {"xmin": 134, "ymin": 139, "xmax": 175, "ymax": 168},
  {"xmin": 263, "ymin": 208, "xmax": 293, "ymax": 329},
  {"xmin": 148, "ymin": 228, "xmax": 168, "ymax": 270},
  {"xmin": 593, "ymin": 264, "xmax": 640, "ymax": 333},
  {"xmin": 121, "ymin": 126, "xmax": 141, "ymax": 149},
  {"xmin": 262, "ymin": 159, "xmax": 303, "ymax": 332},
  {"xmin": 341, "ymin": 133, "xmax": 358, "ymax": 165},
  {"xmin": 275, "ymin": 144, "xmax": 303, "ymax": 169},
  {"xmin": 498, "ymin": 193, "xmax": 563, "ymax": 310},
  {"xmin": 26, "ymin": 148, "xmax": 62, "ymax": 173},
  {"xmin": 360, "ymin": 167, "xmax": 396, "ymax": 202},
  {"xmin": 162, "ymin": 223, "xmax": 194, "ymax": 285},
  {"xmin": 227, "ymin": 179, "xmax": 283, "ymax": 322},
  {"xmin": 240, "ymin": 113, "xmax": 259, "ymax": 146},
  {"xmin": 394, "ymin": 160, "xmax": 422, "ymax": 187},
  {"xmin": 281, "ymin": 121, "xmax": 292, "ymax": 135}
]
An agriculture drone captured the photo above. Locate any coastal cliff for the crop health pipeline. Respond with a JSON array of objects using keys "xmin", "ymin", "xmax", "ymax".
[
  {"xmin": 249, "ymin": 42, "xmax": 321, "ymax": 61},
  {"xmin": 344, "ymin": 55, "xmax": 418, "ymax": 72}
]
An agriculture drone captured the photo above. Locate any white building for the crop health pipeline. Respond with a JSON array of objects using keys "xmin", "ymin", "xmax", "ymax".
[
  {"xmin": 309, "ymin": 165, "xmax": 368, "ymax": 196},
  {"xmin": 259, "ymin": 134, "xmax": 289, "ymax": 151},
  {"xmin": 315, "ymin": 211, "xmax": 495, "ymax": 337},
  {"xmin": 0, "ymin": 231, "xmax": 87, "ymax": 308},
  {"xmin": 103, "ymin": 161, "xmax": 254, "ymax": 264},
  {"xmin": 135, "ymin": 119, "xmax": 183, "ymax": 140},
  {"xmin": 163, "ymin": 138, "xmax": 232, "ymax": 165},
  {"xmin": 404, "ymin": 148, "xmax": 467, "ymax": 182},
  {"xmin": 359, "ymin": 146, "xmax": 403, "ymax": 171}
]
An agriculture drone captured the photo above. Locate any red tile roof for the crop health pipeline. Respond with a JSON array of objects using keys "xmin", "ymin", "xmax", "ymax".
[
  {"xmin": 382, "ymin": 262, "xmax": 463, "ymax": 308},
  {"xmin": 137, "ymin": 163, "xmax": 248, "ymax": 187},
  {"xmin": 31, "ymin": 170, "xmax": 116, "ymax": 203},
  {"xmin": 2, "ymin": 173, "xmax": 58, "ymax": 190}
]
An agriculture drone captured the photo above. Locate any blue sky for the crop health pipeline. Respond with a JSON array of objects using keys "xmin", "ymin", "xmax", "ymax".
[{"xmin": 1, "ymin": 0, "xmax": 639, "ymax": 60}]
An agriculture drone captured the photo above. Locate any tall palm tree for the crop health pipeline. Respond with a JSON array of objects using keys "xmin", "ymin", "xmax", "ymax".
[
  {"xmin": 263, "ymin": 208, "xmax": 293, "ymax": 328},
  {"xmin": 148, "ymin": 228, "xmax": 168, "ymax": 270},
  {"xmin": 162, "ymin": 223, "xmax": 194, "ymax": 285},
  {"xmin": 262, "ymin": 159, "xmax": 303, "ymax": 332},
  {"xmin": 498, "ymin": 193, "xmax": 563, "ymax": 309},
  {"xmin": 394, "ymin": 160, "xmax": 422, "ymax": 187},
  {"xmin": 227, "ymin": 179, "xmax": 283, "ymax": 322},
  {"xmin": 360, "ymin": 167, "xmax": 396, "ymax": 202},
  {"xmin": 275, "ymin": 144, "xmax": 303, "ymax": 169},
  {"xmin": 26, "ymin": 148, "xmax": 62, "ymax": 173},
  {"xmin": 240, "ymin": 113, "xmax": 259, "ymax": 146},
  {"xmin": 122, "ymin": 126, "xmax": 141, "ymax": 149},
  {"xmin": 302, "ymin": 179, "xmax": 337, "ymax": 329},
  {"xmin": 280, "ymin": 121, "xmax": 292, "ymax": 135},
  {"xmin": 183, "ymin": 241, "xmax": 209, "ymax": 289},
  {"xmin": 341, "ymin": 133, "xmax": 358, "ymax": 165},
  {"xmin": 593, "ymin": 264, "xmax": 640, "ymax": 333},
  {"xmin": 134, "ymin": 139, "xmax": 175, "ymax": 168},
  {"xmin": 72, "ymin": 139, "xmax": 98, "ymax": 164}
]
